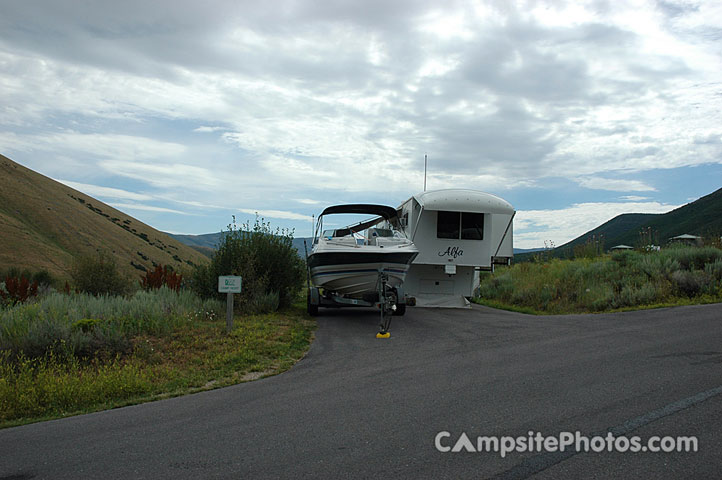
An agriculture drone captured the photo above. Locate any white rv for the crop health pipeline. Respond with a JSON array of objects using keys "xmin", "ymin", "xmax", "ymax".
[{"xmin": 397, "ymin": 189, "xmax": 515, "ymax": 307}]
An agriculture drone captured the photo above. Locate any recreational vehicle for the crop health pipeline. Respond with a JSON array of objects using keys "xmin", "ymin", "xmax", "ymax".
[{"xmin": 398, "ymin": 189, "xmax": 515, "ymax": 307}]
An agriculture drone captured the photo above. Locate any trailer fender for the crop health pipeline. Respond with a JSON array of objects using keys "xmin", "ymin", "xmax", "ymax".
[
  {"xmin": 395, "ymin": 286, "xmax": 406, "ymax": 305},
  {"xmin": 309, "ymin": 287, "xmax": 320, "ymax": 305}
]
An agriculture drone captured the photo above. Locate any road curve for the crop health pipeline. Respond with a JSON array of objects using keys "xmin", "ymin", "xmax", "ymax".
[{"xmin": 1, "ymin": 303, "xmax": 721, "ymax": 479}]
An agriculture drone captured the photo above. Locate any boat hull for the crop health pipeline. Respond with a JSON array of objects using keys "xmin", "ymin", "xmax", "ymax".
[{"xmin": 308, "ymin": 251, "xmax": 417, "ymax": 297}]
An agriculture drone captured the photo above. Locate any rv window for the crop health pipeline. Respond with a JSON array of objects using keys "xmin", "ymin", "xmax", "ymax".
[
  {"xmin": 461, "ymin": 212, "xmax": 484, "ymax": 240},
  {"xmin": 437, "ymin": 211, "xmax": 460, "ymax": 239}
]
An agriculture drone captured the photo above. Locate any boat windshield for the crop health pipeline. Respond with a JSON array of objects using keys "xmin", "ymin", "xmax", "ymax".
[
  {"xmin": 313, "ymin": 207, "xmax": 409, "ymax": 246},
  {"xmin": 322, "ymin": 229, "xmax": 356, "ymax": 239}
]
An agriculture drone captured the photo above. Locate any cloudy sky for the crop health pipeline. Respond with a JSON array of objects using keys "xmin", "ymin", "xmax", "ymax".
[{"xmin": 1, "ymin": 0, "xmax": 721, "ymax": 248}]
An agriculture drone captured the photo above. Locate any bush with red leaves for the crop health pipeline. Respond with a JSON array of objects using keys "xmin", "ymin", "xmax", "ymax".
[
  {"xmin": 0, "ymin": 276, "xmax": 39, "ymax": 305},
  {"xmin": 139, "ymin": 265, "xmax": 183, "ymax": 292}
]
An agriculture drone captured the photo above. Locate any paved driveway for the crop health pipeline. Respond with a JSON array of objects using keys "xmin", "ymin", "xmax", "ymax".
[{"xmin": 1, "ymin": 304, "xmax": 721, "ymax": 479}]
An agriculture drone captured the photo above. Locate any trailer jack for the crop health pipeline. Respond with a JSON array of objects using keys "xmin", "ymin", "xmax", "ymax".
[{"xmin": 376, "ymin": 271, "xmax": 397, "ymax": 338}]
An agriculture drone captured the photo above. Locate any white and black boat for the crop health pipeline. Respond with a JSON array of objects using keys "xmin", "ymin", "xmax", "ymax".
[{"xmin": 305, "ymin": 204, "xmax": 418, "ymax": 334}]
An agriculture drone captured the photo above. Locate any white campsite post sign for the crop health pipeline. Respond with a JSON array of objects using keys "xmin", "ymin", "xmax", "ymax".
[{"xmin": 218, "ymin": 276, "xmax": 242, "ymax": 333}]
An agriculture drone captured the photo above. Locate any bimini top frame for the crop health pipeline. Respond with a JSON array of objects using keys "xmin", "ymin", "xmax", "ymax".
[
  {"xmin": 314, "ymin": 204, "xmax": 401, "ymax": 242},
  {"xmin": 319, "ymin": 204, "xmax": 399, "ymax": 219}
]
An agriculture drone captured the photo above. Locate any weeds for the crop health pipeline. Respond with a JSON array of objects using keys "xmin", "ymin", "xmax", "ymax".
[
  {"xmin": 477, "ymin": 246, "xmax": 722, "ymax": 313},
  {"xmin": 0, "ymin": 350, "xmax": 152, "ymax": 420},
  {"xmin": 0, "ymin": 293, "xmax": 314, "ymax": 426},
  {"xmin": 0, "ymin": 287, "xmax": 224, "ymax": 359}
]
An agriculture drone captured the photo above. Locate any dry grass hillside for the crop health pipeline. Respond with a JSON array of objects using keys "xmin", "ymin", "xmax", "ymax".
[{"xmin": 0, "ymin": 154, "xmax": 208, "ymax": 281}]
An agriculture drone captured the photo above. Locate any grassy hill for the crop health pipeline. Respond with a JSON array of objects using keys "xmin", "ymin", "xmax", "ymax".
[
  {"xmin": 0, "ymin": 154, "xmax": 209, "ymax": 281},
  {"xmin": 556, "ymin": 213, "xmax": 659, "ymax": 250},
  {"xmin": 610, "ymin": 187, "xmax": 722, "ymax": 246}
]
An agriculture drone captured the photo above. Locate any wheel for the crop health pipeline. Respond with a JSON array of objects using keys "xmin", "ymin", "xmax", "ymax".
[
  {"xmin": 393, "ymin": 303, "xmax": 406, "ymax": 316},
  {"xmin": 307, "ymin": 293, "xmax": 319, "ymax": 316}
]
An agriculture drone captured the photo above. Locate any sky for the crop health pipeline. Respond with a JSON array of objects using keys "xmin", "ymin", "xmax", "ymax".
[{"xmin": 1, "ymin": 0, "xmax": 721, "ymax": 249}]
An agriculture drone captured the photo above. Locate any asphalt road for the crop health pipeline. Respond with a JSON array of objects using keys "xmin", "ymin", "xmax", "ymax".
[{"xmin": 2, "ymin": 303, "xmax": 722, "ymax": 479}]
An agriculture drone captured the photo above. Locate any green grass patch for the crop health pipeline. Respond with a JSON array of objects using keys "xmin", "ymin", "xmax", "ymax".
[
  {"xmin": 476, "ymin": 246, "xmax": 722, "ymax": 314},
  {"xmin": 0, "ymin": 291, "xmax": 315, "ymax": 428}
]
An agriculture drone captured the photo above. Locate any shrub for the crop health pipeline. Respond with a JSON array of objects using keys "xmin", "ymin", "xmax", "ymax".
[
  {"xmin": 636, "ymin": 255, "xmax": 681, "ymax": 281},
  {"xmin": 248, "ymin": 291, "xmax": 280, "ymax": 314},
  {"xmin": 670, "ymin": 270, "xmax": 706, "ymax": 298},
  {"xmin": 72, "ymin": 318, "xmax": 104, "ymax": 333},
  {"xmin": 705, "ymin": 259, "xmax": 722, "ymax": 282},
  {"xmin": 615, "ymin": 283, "xmax": 657, "ymax": 308},
  {"xmin": 586, "ymin": 285, "xmax": 615, "ymax": 311},
  {"xmin": 611, "ymin": 249, "xmax": 635, "ymax": 267},
  {"xmin": 140, "ymin": 265, "xmax": 182, "ymax": 292},
  {"xmin": 665, "ymin": 246, "xmax": 722, "ymax": 271},
  {"xmin": 0, "ymin": 276, "xmax": 38, "ymax": 305},
  {"xmin": 71, "ymin": 252, "xmax": 129, "ymax": 296},
  {"xmin": 191, "ymin": 216, "xmax": 305, "ymax": 309},
  {"xmin": 31, "ymin": 269, "xmax": 55, "ymax": 288}
]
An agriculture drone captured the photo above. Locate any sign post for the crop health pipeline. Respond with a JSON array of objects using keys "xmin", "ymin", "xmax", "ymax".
[{"xmin": 218, "ymin": 276, "xmax": 242, "ymax": 333}]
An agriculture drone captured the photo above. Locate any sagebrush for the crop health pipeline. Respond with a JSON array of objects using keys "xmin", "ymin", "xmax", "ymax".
[
  {"xmin": 0, "ymin": 287, "xmax": 224, "ymax": 359},
  {"xmin": 478, "ymin": 246, "xmax": 722, "ymax": 313}
]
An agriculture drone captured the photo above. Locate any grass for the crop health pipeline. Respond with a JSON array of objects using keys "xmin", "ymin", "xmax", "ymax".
[
  {"xmin": 475, "ymin": 246, "xmax": 722, "ymax": 315},
  {"xmin": 0, "ymin": 290, "xmax": 315, "ymax": 428}
]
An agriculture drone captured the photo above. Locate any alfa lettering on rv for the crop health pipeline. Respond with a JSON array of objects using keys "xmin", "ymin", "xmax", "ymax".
[{"xmin": 438, "ymin": 246, "xmax": 463, "ymax": 259}]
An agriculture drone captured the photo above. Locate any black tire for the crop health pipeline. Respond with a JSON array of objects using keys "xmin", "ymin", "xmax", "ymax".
[
  {"xmin": 307, "ymin": 293, "xmax": 319, "ymax": 316},
  {"xmin": 393, "ymin": 303, "xmax": 406, "ymax": 316}
]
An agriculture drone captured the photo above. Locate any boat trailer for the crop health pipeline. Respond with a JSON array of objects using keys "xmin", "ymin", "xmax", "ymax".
[{"xmin": 306, "ymin": 269, "xmax": 412, "ymax": 338}]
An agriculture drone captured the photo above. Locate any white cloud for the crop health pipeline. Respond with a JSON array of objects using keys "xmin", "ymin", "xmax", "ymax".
[
  {"xmin": 108, "ymin": 202, "xmax": 191, "ymax": 215},
  {"xmin": 99, "ymin": 160, "xmax": 218, "ymax": 189},
  {"xmin": 237, "ymin": 208, "xmax": 313, "ymax": 222},
  {"xmin": 56, "ymin": 179, "xmax": 153, "ymax": 201},
  {"xmin": 193, "ymin": 126, "xmax": 226, "ymax": 133},
  {"xmin": 577, "ymin": 177, "xmax": 656, "ymax": 192},
  {"xmin": 619, "ymin": 195, "xmax": 650, "ymax": 201},
  {"xmin": 1, "ymin": 131, "xmax": 186, "ymax": 162},
  {"xmin": 514, "ymin": 201, "xmax": 680, "ymax": 249}
]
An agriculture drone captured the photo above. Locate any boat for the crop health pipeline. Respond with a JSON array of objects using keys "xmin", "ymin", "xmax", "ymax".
[{"xmin": 305, "ymin": 204, "xmax": 419, "ymax": 333}]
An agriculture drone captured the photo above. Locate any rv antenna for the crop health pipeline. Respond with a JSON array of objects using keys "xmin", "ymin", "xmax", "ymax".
[{"xmin": 423, "ymin": 153, "xmax": 427, "ymax": 191}]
